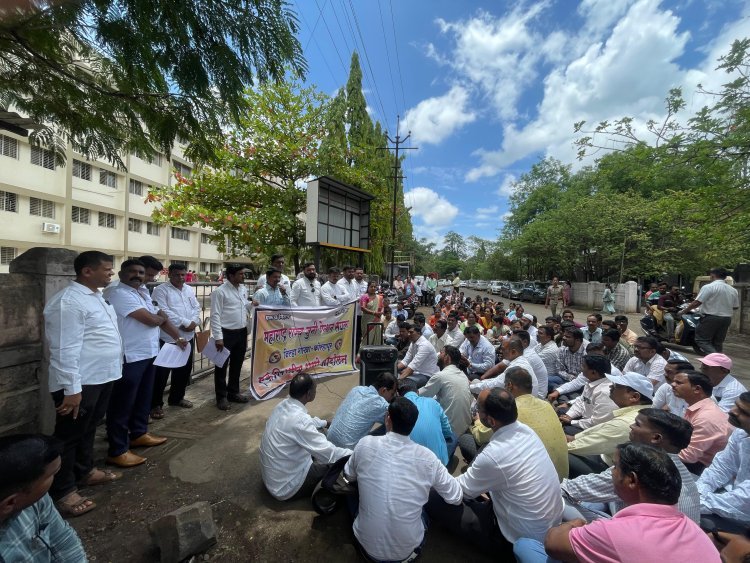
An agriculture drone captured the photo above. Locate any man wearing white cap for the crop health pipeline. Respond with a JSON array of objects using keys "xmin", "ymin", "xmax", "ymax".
[
  {"xmin": 520, "ymin": 313, "xmax": 538, "ymax": 344},
  {"xmin": 567, "ymin": 372, "xmax": 654, "ymax": 477},
  {"xmin": 699, "ymin": 353, "xmax": 747, "ymax": 413}
]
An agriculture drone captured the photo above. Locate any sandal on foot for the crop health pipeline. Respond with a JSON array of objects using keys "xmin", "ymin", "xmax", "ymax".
[
  {"xmin": 168, "ymin": 399, "xmax": 193, "ymax": 408},
  {"xmin": 56, "ymin": 493, "xmax": 96, "ymax": 518},
  {"xmin": 80, "ymin": 468, "xmax": 122, "ymax": 487},
  {"xmin": 150, "ymin": 406, "xmax": 165, "ymax": 419}
]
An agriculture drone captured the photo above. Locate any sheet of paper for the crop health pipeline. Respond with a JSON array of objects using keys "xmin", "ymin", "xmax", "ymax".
[
  {"xmin": 202, "ymin": 337, "xmax": 231, "ymax": 368},
  {"xmin": 153, "ymin": 342, "xmax": 191, "ymax": 368}
]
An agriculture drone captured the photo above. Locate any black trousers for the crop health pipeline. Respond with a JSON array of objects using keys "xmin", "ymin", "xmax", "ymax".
[
  {"xmin": 50, "ymin": 381, "xmax": 114, "ymax": 500},
  {"xmin": 152, "ymin": 339, "xmax": 194, "ymax": 408},
  {"xmin": 568, "ymin": 453, "xmax": 609, "ymax": 478},
  {"xmin": 214, "ymin": 327, "xmax": 247, "ymax": 400},
  {"xmin": 355, "ymin": 315, "xmax": 362, "ymax": 354},
  {"xmin": 695, "ymin": 314, "xmax": 732, "ymax": 354}
]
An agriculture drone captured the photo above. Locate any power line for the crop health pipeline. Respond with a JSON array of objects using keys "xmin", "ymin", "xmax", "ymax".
[
  {"xmin": 377, "ymin": 1, "xmax": 399, "ymax": 113},
  {"xmin": 302, "ymin": 0, "xmax": 328, "ymax": 51},
  {"xmin": 293, "ymin": 1, "xmax": 340, "ymax": 85},
  {"xmin": 388, "ymin": 0, "xmax": 407, "ymax": 112},
  {"xmin": 313, "ymin": 0, "xmax": 349, "ymax": 75}
]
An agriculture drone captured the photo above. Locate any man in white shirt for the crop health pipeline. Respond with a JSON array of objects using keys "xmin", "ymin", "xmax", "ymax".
[
  {"xmin": 420, "ymin": 346, "xmax": 473, "ymax": 436},
  {"xmin": 535, "ymin": 325, "xmax": 560, "ymax": 377},
  {"xmin": 354, "ymin": 267, "xmax": 368, "ymax": 296},
  {"xmin": 682, "ymin": 267, "xmax": 740, "ymax": 354},
  {"xmin": 337, "ymin": 265, "xmax": 362, "ymax": 349},
  {"xmin": 413, "ymin": 312, "xmax": 434, "ymax": 339},
  {"xmin": 429, "ymin": 319, "xmax": 449, "ymax": 354},
  {"xmin": 260, "ymin": 373, "xmax": 351, "ymax": 500},
  {"xmin": 426, "ymin": 388, "xmax": 563, "ymax": 557},
  {"xmin": 444, "ymin": 312, "xmax": 465, "ymax": 348},
  {"xmin": 254, "ymin": 253, "xmax": 290, "ymax": 293},
  {"xmin": 558, "ymin": 355, "xmax": 617, "ymax": 434},
  {"xmin": 623, "ymin": 336, "xmax": 668, "ymax": 390},
  {"xmin": 43, "ymin": 251, "xmax": 124, "ymax": 516},
  {"xmin": 472, "ymin": 338, "xmax": 539, "ymax": 397},
  {"xmin": 459, "ymin": 326, "xmax": 496, "ymax": 381},
  {"xmin": 210, "ymin": 264, "xmax": 252, "ymax": 410},
  {"xmin": 652, "ymin": 359, "xmax": 692, "ymax": 417},
  {"xmin": 320, "ymin": 267, "xmax": 347, "ymax": 307},
  {"xmin": 104, "ymin": 259, "xmax": 182, "ymax": 468},
  {"xmin": 699, "ymin": 353, "xmax": 747, "ymax": 413},
  {"xmin": 398, "ymin": 322, "xmax": 439, "ymax": 388},
  {"xmin": 290, "ymin": 262, "xmax": 322, "ymax": 308},
  {"xmin": 344, "ymin": 397, "xmax": 462, "ymax": 561},
  {"xmin": 515, "ymin": 330, "xmax": 549, "ymax": 398},
  {"xmin": 151, "ymin": 263, "xmax": 201, "ymax": 418}
]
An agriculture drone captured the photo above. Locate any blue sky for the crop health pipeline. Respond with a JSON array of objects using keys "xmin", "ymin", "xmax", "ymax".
[{"xmin": 292, "ymin": 0, "xmax": 750, "ymax": 247}]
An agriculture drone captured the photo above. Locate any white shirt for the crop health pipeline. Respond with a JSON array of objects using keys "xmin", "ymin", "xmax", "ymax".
[
  {"xmin": 444, "ymin": 325, "xmax": 465, "ymax": 348},
  {"xmin": 255, "ymin": 272, "xmax": 290, "ymax": 292},
  {"xmin": 320, "ymin": 281, "xmax": 348, "ymax": 307},
  {"xmin": 290, "ymin": 277, "xmax": 322, "ymax": 308},
  {"xmin": 459, "ymin": 336, "xmax": 496, "ymax": 376},
  {"xmin": 623, "ymin": 354, "xmax": 668, "ymax": 388},
  {"xmin": 209, "ymin": 281, "xmax": 251, "ymax": 340},
  {"xmin": 420, "ymin": 324, "xmax": 434, "ymax": 339},
  {"xmin": 457, "ymin": 421, "xmax": 563, "ymax": 542},
  {"xmin": 259, "ymin": 398, "xmax": 351, "ymax": 500},
  {"xmin": 713, "ymin": 375, "xmax": 748, "ymax": 413},
  {"xmin": 151, "ymin": 282, "xmax": 201, "ymax": 342},
  {"xmin": 420, "ymin": 364, "xmax": 474, "ymax": 435},
  {"xmin": 566, "ymin": 378, "xmax": 617, "ymax": 429},
  {"xmin": 470, "ymin": 356, "xmax": 539, "ymax": 397},
  {"xmin": 653, "ymin": 383, "xmax": 688, "ymax": 417},
  {"xmin": 337, "ymin": 277, "xmax": 360, "ymax": 313},
  {"xmin": 429, "ymin": 331, "xmax": 449, "ymax": 354},
  {"xmin": 555, "ymin": 366, "xmax": 624, "ymax": 395},
  {"xmin": 403, "ymin": 335, "xmax": 440, "ymax": 377},
  {"xmin": 345, "ymin": 433, "xmax": 462, "ymax": 561},
  {"xmin": 44, "ymin": 281, "xmax": 122, "ymax": 394},
  {"xmin": 696, "ymin": 428, "xmax": 750, "ymax": 523},
  {"xmin": 103, "ymin": 283, "xmax": 160, "ymax": 363},
  {"xmin": 535, "ymin": 340, "xmax": 560, "ymax": 376},
  {"xmin": 523, "ymin": 348, "xmax": 549, "ymax": 398},
  {"xmin": 695, "ymin": 279, "xmax": 740, "ymax": 317},
  {"xmin": 385, "ymin": 318, "xmax": 400, "ymax": 339}
]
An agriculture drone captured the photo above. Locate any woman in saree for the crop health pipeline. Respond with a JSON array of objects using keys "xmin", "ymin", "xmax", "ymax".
[{"xmin": 360, "ymin": 281, "xmax": 385, "ymax": 345}]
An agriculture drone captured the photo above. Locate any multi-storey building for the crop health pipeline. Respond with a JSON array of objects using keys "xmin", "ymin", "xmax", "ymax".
[{"xmin": 0, "ymin": 131, "xmax": 225, "ymax": 275}]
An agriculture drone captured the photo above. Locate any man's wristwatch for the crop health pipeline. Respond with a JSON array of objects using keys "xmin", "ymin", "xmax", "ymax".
[{"xmin": 176, "ymin": 337, "xmax": 186, "ymax": 343}]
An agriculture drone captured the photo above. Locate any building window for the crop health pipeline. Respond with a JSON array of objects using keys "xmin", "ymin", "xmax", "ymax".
[
  {"xmin": 0, "ymin": 191, "xmax": 18, "ymax": 212},
  {"xmin": 0, "ymin": 246, "xmax": 17, "ymax": 265},
  {"xmin": 172, "ymin": 160, "xmax": 192, "ymax": 177},
  {"xmin": 146, "ymin": 153, "xmax": 162, "ymax": 166},
  {"xmin": 200, "ymin": 233, "xmax": 213, "ymax": 244},
  {"xmin": 30, "ymin": 146, "xmax": 55, "ymax": 170},
  {"xmin": 171, "ymin": 227, "xmax": 190, "ymax": 241},
  {"xmin": 72, "ymin": 159, "xmax": 91, "ymax": 181},
  {"xmin": 171, "ymin": 260, "xmax": 188, "ymax": 268},
  {"xmin": 146, "ymin": 222, "xmax": 160, "ymax": 236},
  {"xmin": 99, "ymin": 170, "xmax": 116, "ymax": 189},
  {"xmin": 71, "ymin": 206, "xmax": 90, "ymax": 224},
  {"xmin": 128, "ymin": 218, "xmax": 142, "ymax": 233},
  {"xmin": 129, "ymin": 179, "xmax": 143, "ymax": 196},
  {"xmin": 0, "ymin": 135, "xmax": 18, "ymax": 159},
  {"xmin": 98, "ymin": 212, "xmax": 116, "ymax": 229},
  {"xmin": 200, "ymin": 262, "xmax": 219, "ymax": 273},
  {"xmin": 29, "ymin": 197, "xmax": 55, "ymax": 219}
]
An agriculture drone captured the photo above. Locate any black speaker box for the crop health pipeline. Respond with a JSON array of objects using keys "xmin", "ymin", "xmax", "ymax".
[{"xmin": 359, "ymin": 345, "xmax": 398, "ymax": 386}]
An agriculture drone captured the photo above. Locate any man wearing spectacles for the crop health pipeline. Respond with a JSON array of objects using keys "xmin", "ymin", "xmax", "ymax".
[{"xmin": 290, "ymin": 262, "xmax": 321, "ymax": 308}]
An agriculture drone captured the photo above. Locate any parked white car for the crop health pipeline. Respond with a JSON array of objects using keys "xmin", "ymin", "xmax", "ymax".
[{"xmin": 489, "ymin": 281, "xmax": 503, "ymax": 294}]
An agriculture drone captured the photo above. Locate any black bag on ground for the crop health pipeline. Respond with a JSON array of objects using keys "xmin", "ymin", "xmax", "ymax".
[{"xmin": 311, "ymin": 455, "xmax": 357, "ymax": 515}]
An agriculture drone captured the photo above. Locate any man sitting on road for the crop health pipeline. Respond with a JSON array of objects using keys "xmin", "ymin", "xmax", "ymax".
[
  {"xmin": 548, "ymin": 327, "xmax": 588, "ymax": 392},
  {"xmin": 558, "ymin": 355, "xmax": 618, "ymax": 435},
  {"xmin": 459, "ymin": 326, "xmax": 496, "ymax": 381},
  {"xmin": 397, "ymin": 323, "xmax": 439, "ymax": 388},
  {"xmin": 623, "ymin": 336, "xmax": 668, "ymax": 390},
  {"xmin": 343, "ymin": 397, "xmax": 462, "ymax": 562},
  {"xmin": 400, "ymin": 379, "xmax": 456, "ymax": 466},
  {"xmin": 672, "ymin": 370, "xmax": 733, "ymax": 474},
  {"xmin": 420, "ymin": 346, "xmax": 473, "ymax": 437},
  {"xmin": 534, "ymin": 325, "xmax": 560, "ymax": 378},
  {"xmin": 260, "ymin": 373, "xmax": 351, "ymax": 501},
  {"xmin": 601, "ymin": 328, "xmax": 632, "ymax": 372},
  {"xmin": 413, "ymin": 312, "xmax": 434, "ymax": 339},
  {"xmin": 327, "ymin": 373, "xmax": 398, "ymax": 449},
  {"xmin": 652, "ymin": 359, "xmax": 693, "ymax": 417},
  {"xmin": 561, "ymin": 408, "xmax": 700, "ymax": 524},
  {"xmin": 699, "ymin": 353, "xmax": 748, "ymax": 413},
  {"xmin": 515, "ymin": 330, "xmax": 548, "ymax": 399},
  {"xmin": 697, "ymin": 391, "xmax": 750, "ymax": 533},
  {"xmin": 444, "ymin": 312, "xmax": 466, "ymax": 348},
  {"xmin": 429, "ymin": 319, "xmax": 449, "ymax": 354},
  {"xmin": 614, "ymin": 314, "xmax": 638, "ymax": 352},
  {"xmin": 544, "ymin": 443, "xmax": 719, "ymax": 563},
  {"xmin": 581, "ymin": 314, "xmax": 602, "ymax": 344},
  {"xmin": 472, "ymin": 338, "xmax": 539, "ymax": 397}
]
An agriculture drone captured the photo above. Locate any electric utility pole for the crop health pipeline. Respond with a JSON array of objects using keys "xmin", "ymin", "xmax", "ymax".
[{"xmin": 378, "ymin": 115, "xmax": 417, "ymax": 284}]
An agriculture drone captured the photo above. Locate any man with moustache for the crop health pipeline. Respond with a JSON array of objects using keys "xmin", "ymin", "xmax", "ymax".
[
  {"xmin": 320, "ymin": 267, "xmax": 348, "ymax": 307},
  {"xmin": 290, "ymin": 262, "xmax": 322, "ymax": 307},
  {"xmin": 104, "ymin": 260, "xmax": 184, "ymax": 468}
]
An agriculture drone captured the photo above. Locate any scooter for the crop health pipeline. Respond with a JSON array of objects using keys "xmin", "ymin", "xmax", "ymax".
[{"xmin": 640, "ymin": 303, "xmax": 703, "ymax": 354}]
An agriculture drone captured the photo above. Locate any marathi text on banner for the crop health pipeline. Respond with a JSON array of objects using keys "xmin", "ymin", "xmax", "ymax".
[{"xmin": 249, "ymin": 301, "xmax": 357, "ymax": 400}]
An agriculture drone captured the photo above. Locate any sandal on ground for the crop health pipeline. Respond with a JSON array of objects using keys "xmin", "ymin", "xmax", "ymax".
[
  {"xmin": 56, "ymin": 492, "xmax": 96, "ymax": 518},
  {"xmin": 150, "ymin": 406, "xmax": 165, "ymax": 419},
  {"xmin": 80, "ymin": 468, "xmax": 122, "ymax": 487},
  {"xmin": 168, "ymin": 399, "xmax": 193, "ymax": 408}
]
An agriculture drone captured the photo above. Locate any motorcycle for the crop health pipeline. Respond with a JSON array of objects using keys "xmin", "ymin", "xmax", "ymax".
[{"xmin": 640, "ymin": 302, "xmax": 703, "ymax": 354}]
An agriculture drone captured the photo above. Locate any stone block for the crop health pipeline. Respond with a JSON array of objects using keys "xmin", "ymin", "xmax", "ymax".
[{"xmin": 149, "ymin": 501, "xmax": 217, "ymax": 563}]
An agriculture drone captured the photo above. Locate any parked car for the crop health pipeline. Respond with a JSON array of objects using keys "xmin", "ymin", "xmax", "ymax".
[
  {"xmin": 475, "ymin": 280, "xmax": 489, "ymax": 291},
  {"xmin": 489, "ymin": 281, "xmax": 504, "ymax": 295},
  {"xmin": 505, "ymin": 282, "xmax": 524, "ymax": 300},
  {"xmin": 438, "ymin": 279, "xmax": 447, "ymax": 288},
  {"xmin": 520, "ymin": 281, "xmax": 548, "ymax": 303}
]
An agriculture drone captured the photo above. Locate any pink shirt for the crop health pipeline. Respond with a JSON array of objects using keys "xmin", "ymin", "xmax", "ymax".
[
  {"xmin": 680, "ymin": 397, "xmax": 733, "ymax": 467},
  {"xmin": 569, "ymin": 503, "xmax": 720, "ymax": 563}
]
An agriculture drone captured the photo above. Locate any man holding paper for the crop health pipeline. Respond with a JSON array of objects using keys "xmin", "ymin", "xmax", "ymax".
[
  {"xmin": 151, "ymin": 263, "xmax": 202, "ymax": 419},
  {"xmin": 103, "ymin": 259, "xmax": 185, "ymax": 468}
]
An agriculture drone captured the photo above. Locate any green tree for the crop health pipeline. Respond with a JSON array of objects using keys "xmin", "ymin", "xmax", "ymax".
[
  {"xmin": 442, "ymin": 231, "xmax": 466, "ymax": 260},
  {"xmin": 0, "ymin": 0, "xmax": 304, "ymax": 168},
  {"xmin": 149, "ymin": 78, "xmax": 328, "ymax": 273}
]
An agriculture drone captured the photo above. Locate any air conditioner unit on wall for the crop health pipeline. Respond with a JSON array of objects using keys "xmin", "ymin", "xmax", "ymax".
[{"xmin": 42, "ymin": 222, "xmax": 61, "ymax": 234}]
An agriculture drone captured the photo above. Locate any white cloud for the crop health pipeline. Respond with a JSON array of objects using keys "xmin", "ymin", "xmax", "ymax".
[
  {"xmin": 496, "ymin": 174, "xmax": 518, "ymax": 197},
  {"xmin": 475, "ymin": 205, "xmax": 499, "ymax": 219},
  {"xmin": 402, "ymin": 85, "xmax": 477, "ymax": 145},
  {"xmin": 404, "ymin": 187, "xmax": 459, "ymax": 227}
]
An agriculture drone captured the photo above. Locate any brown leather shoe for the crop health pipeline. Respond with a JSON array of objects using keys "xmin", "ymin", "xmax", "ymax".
[
  {"xmin": 106, "ymin": 451, "xmax": 146, "ymax": 467},
  {"xmin": 130, "ymin": 433, "xmax": 167, "ymax": 447}
]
